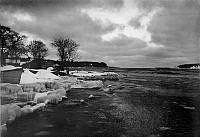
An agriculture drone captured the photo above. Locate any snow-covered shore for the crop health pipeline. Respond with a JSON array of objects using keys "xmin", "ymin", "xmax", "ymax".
[
  {"xmin": 1, "ymin": 67, "xmax": 119, "ymax": 129},
  {"xmin": 70, "ymin": 70, "xmax": 119, "ymax": 80}
]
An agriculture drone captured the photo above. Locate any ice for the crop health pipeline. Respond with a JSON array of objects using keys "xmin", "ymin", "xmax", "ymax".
[
  {"xmin": 20, "ymin": 69, "xmax": 39, "ymax": 84},
  {"xmin": 70, "ymin": 71, "xmax": 118, "ymax": 77},
  {"xmin": 36, "ymin": 70, "xmax": 60, "ymax": 80}
]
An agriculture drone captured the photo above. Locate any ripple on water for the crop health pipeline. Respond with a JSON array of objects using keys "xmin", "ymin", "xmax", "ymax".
[
  {"xmin": 43, "ymin": 124, "xmax": 54, "ymax": 128},
  {"xmin": 34, "ymin": 131, "xmax": 51, "ymax": 136}
]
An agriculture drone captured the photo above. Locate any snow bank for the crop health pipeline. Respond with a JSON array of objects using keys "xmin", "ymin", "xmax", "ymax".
[
  {"xmin": 34, "ymin": 88, "xmax": 66, "ymax": 104},
  {"xmin": 21, "ymin": 83, "xmax": 46, "ymax": 93},
  {"xmin": 20, "ymin": 69, "xmax": 39, "ymax": 84},
  {"xmin": 47, "ymin": 67, "xmax": 54, "ymax": 71},
  {"xmin": 59, "ymin": 76, "xmax": 79, "ymax": 84},
  {"xmin": 20, "ymin": 69, "xmax": 60, "ymax": 84},
  {"xmin": 71, "ymin": 80, "xmax": 103, "ymax": 89},
  {"xmin": 70, "ymin": 71, "xmax": 118, "ymax": 77},
  {"xmin": 0, "ymin": 65, "xmax": 22, "ymax": 71},
  {"xmin": 0, "ymin": 83, "xmax": 23, "ymax": 95},
  {"xmin": 70, "ymin": 71, "xmax": 104, "ymax": 77},
  {"xmin": 69, "ymin": 71, "xmax": 119, "ymax": 81},
  {"xmin": 1, "ymin": 103, "xmax": 48, "ymax": 125},
  {"xmin": 36, "ymin": 70, "xmax": 60, "ymax": 80}
]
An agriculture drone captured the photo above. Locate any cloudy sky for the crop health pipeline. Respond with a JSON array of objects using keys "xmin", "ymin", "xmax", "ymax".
[{"xmin": 0, "ymin": 0, "xmax": 199, "ymax": 67}]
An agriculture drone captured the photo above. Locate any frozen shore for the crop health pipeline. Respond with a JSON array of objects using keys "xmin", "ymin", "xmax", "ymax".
[{"xmin": 0, "ymin": 68, "xmax": 119, "ymax": 133}]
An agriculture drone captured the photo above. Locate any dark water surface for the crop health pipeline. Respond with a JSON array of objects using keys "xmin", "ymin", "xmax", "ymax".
[{"xmin": 5, "ymin": 68, "xmax": 200, "ymax": 137}]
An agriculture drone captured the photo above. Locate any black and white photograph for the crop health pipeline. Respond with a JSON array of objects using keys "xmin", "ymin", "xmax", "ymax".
[{"xmin": 0, "ymin": 0, "xmax": 200, "ymax": 137}]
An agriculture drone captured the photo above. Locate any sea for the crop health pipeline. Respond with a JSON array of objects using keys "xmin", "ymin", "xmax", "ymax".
[{"xmin": 4, "ymin": 68, "xmax": 200, "ymax": 137}]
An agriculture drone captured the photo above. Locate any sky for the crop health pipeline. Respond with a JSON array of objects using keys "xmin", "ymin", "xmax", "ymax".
[{"xmin": 0, "ymin": 0, "xmax": 199, "ymax": 67}]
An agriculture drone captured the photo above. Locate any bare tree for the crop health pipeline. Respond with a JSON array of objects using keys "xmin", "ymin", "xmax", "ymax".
[
  {"xmin": 0, "ymin": 24, "xmax": 27, "ymax": 66},
  {"xmin": 7, "ymin": 31, "xmax": 27, "ymax": 57},
  {"xmin": 27, "ymin": 40, "xmax": 48, "ymax": 59},
  {"xmin": 51, "ymin": 36, "xmax": 80, "ymax": 62}
]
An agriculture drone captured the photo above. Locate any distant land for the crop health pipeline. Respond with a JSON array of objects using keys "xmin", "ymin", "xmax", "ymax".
[
  {"xmin": 13, "ymin": 58, "xmax": 200, "ymax": 70},
  {"xmin": 22, "ymin": 59, "xmax": 108, "ymax": 69},
  {"xmin": 177, "ymin": 63, "xmax": 200, "ymax": 69}
]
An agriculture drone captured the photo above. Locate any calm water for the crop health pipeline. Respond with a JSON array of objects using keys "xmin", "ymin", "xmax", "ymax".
[{"xmin": 4, "ymin": 68, "xmax": 200, "ymax": 137}]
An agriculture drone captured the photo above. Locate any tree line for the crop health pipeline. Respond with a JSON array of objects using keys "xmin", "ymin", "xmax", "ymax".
[{"xmin": 0, "ymin": 24, "xmax": 80, "ymax": 66}]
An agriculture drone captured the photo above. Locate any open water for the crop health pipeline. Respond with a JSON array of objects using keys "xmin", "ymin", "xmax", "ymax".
[{"xmin": 4, "ymin": 68, "xmax": 200, "ymax": 137}]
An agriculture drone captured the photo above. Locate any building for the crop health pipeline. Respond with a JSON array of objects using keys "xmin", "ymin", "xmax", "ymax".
[{"xmin": 2, "ymin": 52, "xmax": 31, "ymax": 66}]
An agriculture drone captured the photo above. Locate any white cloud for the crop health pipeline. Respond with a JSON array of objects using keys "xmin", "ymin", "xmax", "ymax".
[
  {"xmin": 101, "ymin": 28, "xmax": 122, "ymax": 41},
  {"xmin": 12, "ymin": 11, "xmax": 36, "ymax": 22},
  {"xmin": 81, "ymin": 0, "xmax": 163, "ymax": 48},
  {"xmin": 147, "ymin": 42, "xmax": 164, "ymax": 48},
  {"xmin": 0, "ymin": 10, "xmax": 36, "ymax": 26},
  {"xmin": 20, "ymin": 31, "xmax": 45, "ymax": 44},
  {"xmin": 81, "ymin": 0, "xmax": 141, "ymax": 26},
  {"xmin": 102, "ymin": 56, "xmax": 116, "ymax": 65}
]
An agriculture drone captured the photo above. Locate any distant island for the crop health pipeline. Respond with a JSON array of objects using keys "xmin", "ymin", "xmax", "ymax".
[{"xmin": 177, "ymin": 63, "xmax": 200, "ymax": 69}]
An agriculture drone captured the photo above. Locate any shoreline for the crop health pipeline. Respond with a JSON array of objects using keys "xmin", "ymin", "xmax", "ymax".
[{"xmin": 0, "ymin": 68, "xmax": 119, "ymax": 132}]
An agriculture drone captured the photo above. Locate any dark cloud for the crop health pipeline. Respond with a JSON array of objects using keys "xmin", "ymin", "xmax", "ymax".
[
  {"xmin": 148, "ymin": 0, "xmax": 200, "ymax": 66},
  {"xmin": 0, "ymin": 0, "xmax": 123, "ymax": 12},
  {"xmin": 0, "ymin": 0, "xmax": 89, "ymax": 9},
  {"xmin": 144, "ymin": 47, "xmax": 184, "ymax": 58},
  {"xmin": 88, "ymin": 36, "xmax": 147, "ymax": 57}
]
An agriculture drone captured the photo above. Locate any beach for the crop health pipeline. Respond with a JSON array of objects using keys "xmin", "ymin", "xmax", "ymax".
[{"xmin": 1, "ymin": 67, "xmax": 200, "ymax": 137}]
